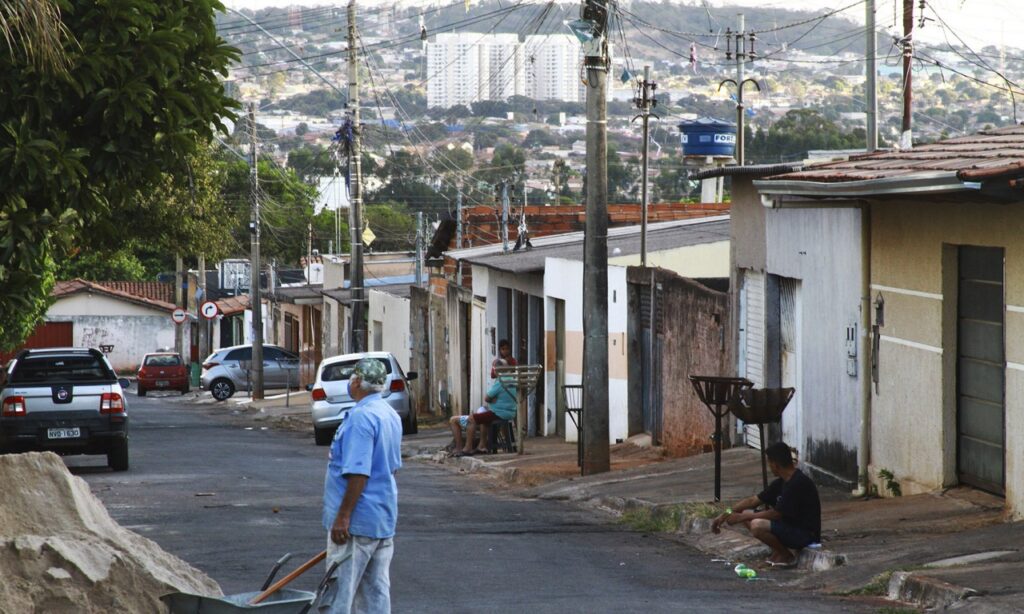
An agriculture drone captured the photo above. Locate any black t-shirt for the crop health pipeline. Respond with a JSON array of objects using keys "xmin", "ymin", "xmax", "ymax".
[{"xmin": 757, "ymin": 469, "xmax": 821, "ymax": 541}]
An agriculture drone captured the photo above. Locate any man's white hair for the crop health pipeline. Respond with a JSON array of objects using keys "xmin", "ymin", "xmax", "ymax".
[{"xmin": 351, "ymin": 373, "xmax": 385, "ymax": 393}]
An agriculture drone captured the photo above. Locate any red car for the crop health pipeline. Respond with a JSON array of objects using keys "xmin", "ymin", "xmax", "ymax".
[{"xmin": 137, "ymin": 352, "xmax": 189, "ymax": 396}]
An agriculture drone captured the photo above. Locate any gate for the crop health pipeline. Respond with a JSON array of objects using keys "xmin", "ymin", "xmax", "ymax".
[
  {"xmin": 639, "ymin": 279, "xmax": 663, "ymax": 444},
  {"xmin": 957, "ymin": 246, "xmax": 1005, "ymax": 494},
  {"xmin": 0, "ymin": 321, "xmax": 74, "ymax": 363}
]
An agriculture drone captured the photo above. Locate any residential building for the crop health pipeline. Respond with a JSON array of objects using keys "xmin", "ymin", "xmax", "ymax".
[
  {"xmin": 426, "ymin": 33, "xmax": 524, "ymax": 109},
  {"xmin": 524, "ymin": 34, "xmax": 583, "ymax": 103}
]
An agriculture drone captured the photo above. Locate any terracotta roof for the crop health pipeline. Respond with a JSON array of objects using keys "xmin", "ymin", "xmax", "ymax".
[
  {"xmin": 53, "ymin": 279, "xmax": 176, "ymax": 312},
  {"xmin": 216, "ymin": 294, "xmax": 250, "ymax": 316},
  {"xmin": 96, "ymin": 281, "xmax": 174, "ymax": 304},
  {"xmin": 767, "ymin": 126, "xmax": 1024, "ymax": 184}
]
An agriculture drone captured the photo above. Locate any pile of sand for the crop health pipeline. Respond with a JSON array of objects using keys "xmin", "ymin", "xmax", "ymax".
[{"xmin": 0, "ymin": 452, "xmax": 221, "ymax": 613}]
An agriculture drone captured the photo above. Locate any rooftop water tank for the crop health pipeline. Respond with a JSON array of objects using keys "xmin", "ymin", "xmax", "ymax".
[{"xmin": 678, "ymin": 117, "xmax": 736, "ymax": 158}]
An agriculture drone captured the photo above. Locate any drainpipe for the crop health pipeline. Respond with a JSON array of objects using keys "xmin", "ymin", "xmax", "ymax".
[{"xmin": 855, "ymin": 203, "xmax": 873, "ymax": 496}]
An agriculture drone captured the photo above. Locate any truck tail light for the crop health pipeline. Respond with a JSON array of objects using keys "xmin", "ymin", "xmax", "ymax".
[
  {"xmin": 100, "ymin": 393, "xmax": 125, "ymax": 415},
  {"xmin": 2, "ymin": 396, "xmax": 26, "ymax": 417},
  {"xmin": 389, "ymin": 379, "xmax": 405, "ymax": 393},
  {"xmin": 311, "ymin": 388, "xmax": 327, "ymax": 401}
]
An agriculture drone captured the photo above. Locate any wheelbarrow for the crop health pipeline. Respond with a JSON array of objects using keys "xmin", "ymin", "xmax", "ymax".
[{"xmin": 162, "ymin": 551, "xmax": 338, "ymax": 614}]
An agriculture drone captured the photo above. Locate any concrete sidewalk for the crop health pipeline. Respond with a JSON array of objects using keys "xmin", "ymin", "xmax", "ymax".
[{"xmin": 403, "ymin": 432, "xmax": 1023, "ymax": 612}]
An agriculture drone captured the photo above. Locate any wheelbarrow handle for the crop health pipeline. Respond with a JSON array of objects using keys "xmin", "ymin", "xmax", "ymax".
[
  {"xmin": 249, "ymin": 550, "xmax": 327, "ymax": 605},
  {"xmin": 298, "ymin": 559, "xmax": 341, "ymax": 614},
  {"xmin": 260, "ymin": 552, "xmax": 294, "ymax": 591}
]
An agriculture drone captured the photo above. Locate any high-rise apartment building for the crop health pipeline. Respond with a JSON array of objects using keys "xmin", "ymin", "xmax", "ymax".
[
  {"xmin": 426, "ymin": 33, "xmax": 524, "ymax": 109},
  {"xmin": 524, "ymin": 34, "xmax": 583, "ymax": 103}
]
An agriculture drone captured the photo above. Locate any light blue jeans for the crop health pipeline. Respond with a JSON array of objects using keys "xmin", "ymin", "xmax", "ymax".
[{"xmin": 320, "ymin": 534, "xmax": 394, "ymax": 614}]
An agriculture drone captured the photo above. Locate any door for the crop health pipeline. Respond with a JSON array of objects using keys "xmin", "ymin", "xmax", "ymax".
[
  {"xmin": 741, "ymin": 270, "xmax": 766, "ymax": 448},
  {"xmin": 529, "ymin": 295, "xmax": 544, "ymax": 435},
  {"xmin": 779, "ymin": 278, "xmax": 802, "ymax": 453},
  {"xmin": 957, "ymin": 246, "xmax": 1005, "ymax": 494},
  {"xmin": 639, "ymin": 279, "xmax": 663, "ymax": 444},
  {"xmin": 0, "ymin": 321, "xmax": 74, "ymax": 363}
]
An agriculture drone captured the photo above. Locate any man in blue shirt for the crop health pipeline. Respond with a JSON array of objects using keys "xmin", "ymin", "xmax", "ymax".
[{"xmin": 322, "ymin": 358, "xmax": 402, "ymax": 613}]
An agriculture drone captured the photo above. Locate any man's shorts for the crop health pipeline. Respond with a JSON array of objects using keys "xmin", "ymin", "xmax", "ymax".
[
  {"xmin": 770, "ymin": 519, "xmax": 815, "ymax": 549},
  {"xmin": 457, "ymin": 407, "xmax": 497, "ymax": 428}
]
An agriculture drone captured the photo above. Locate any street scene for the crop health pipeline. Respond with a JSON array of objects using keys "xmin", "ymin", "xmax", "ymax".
[{"xmin": 2, "ymin": 0, "xmax": 1024, "ymax": 612}]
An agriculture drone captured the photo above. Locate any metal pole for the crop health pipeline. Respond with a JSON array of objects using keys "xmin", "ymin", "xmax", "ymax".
[
  {"xmin": 736, "ymin": 14, "xmax": 746, "ymax": 165},
  {"xmin": 175, "ymin": 253, "xmax": 184, "ymax": 357},
  {"xmin": 639, "ymin": 65, "xmax": 652, "ymax": 267},
  {"xmin": 348, "ymin": 0, "xmax": 367, "ymax": 353},
  {"xmin": 581, "ymin": 0, "xmax": 610, "ymax": 475},
  {"xmin": 900, "ymin": 0, "xmax": 913, "ymax": 150},
  {"xmin": 866, "ymin": 0, "xmax": 878, "ymax": 152},
  {"xmin": 248, "ymin": 103, "xmax": 265, "ymax": 399},
  {"xmin": 198, "ymin": 255, "xmax": 207, "ymax": 360}
]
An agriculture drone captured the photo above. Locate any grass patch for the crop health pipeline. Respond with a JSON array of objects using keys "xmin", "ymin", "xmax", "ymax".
[
  {"xmin": 679, "ymin": 501, "xmax": 726, "ymax": 519},
  {"xmin": 618, "ymin": 506, "xmax": 682, "ymax": 533},
  {"xmin": 839, "ymin": 571, "xmax": 894, "ymax": 597}
]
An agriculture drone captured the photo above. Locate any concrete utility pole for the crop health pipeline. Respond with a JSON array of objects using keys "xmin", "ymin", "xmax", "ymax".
[
  {"xmin": 900, "ymin": 0, "xmax": 913, "ymax": 150},
  {"xmin": 348, "ymin": 0, "xmax": 367, "ymax": 353},
  {"xmin": 455, "ymin": 188, "xmax": 463, "ymax": 249},
  {"xmin": 248, "ymin": 103, "xmax": 265, "ymax": 399},
  {"xmin": 718, "ymin": 18, "xmax": 759, "ymax": 165},
  {"xmin": 198, "ymin": 255, "xmax": 208, "ymax": 361},
  {"xmin": 634, "ymin": 65, "xmax": 657, "ymax": 267},
  {"xmin": 581, "ymin": 0, "xmax": 611, "ymax": 475},
  {"xmin": 500, "ymin": 180, "xmax": 510, "ymax": 253},
  {"xmin": 415, "ymin": 211, "xmax": 424, "ymax": 286},
  {"xmin": 866, "ymin": 0, "xmax": 878, "ymax": 152},
  {"xmin": 175, "ymin": 254, "xmax": 184, "ymax": 357}
]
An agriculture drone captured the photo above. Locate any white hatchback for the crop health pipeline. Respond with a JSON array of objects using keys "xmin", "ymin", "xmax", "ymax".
[{"xmin": 309, "ymin": 352, "xmax": 418, "ymax": 445}]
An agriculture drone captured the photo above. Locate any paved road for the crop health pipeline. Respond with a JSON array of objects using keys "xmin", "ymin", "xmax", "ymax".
[{"xmin": 73, "ymin": 393, "xmax": 876, "ymax": 613}]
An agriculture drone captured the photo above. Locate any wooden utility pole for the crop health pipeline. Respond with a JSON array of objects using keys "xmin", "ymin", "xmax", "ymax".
[
  {"xmin": 348, "ymin": 0, "xmax": 367, "ymax": 352},
  {"xmin": 581, "ymin": 0, "xmax": 610, "ymax": 475},
  {"xmin": 249, "ymin": 103, "xmax": 265, "ymax": 399},
  {"xmin": 900, "ymin": 0, "xmax": 913, "ymax": 149}
]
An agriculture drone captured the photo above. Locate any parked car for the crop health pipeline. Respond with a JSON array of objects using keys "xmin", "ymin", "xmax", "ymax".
[
  {"xmin": 136, "ymin": 352, "xmax": 189, "ymax": 396},
  {"xmin": 0, "ymin": 348, "xmax": 131, "ymax": 470},
  {"xmin": 309, "ymin": 352, "xmax": 418, "ymax": 445},
  {"xmin": 201, "ymin": 344, "xmax": 300, "ymax": 401}
]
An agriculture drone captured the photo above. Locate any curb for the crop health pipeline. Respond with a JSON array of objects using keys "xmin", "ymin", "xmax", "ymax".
[{"xmin": 887, "ymin": 571, "xmax": 980, "ymax": 610}]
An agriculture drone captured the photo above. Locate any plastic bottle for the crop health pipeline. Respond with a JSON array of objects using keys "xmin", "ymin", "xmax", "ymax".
[{"xmin": 734, "ymin": 563, "xmax": 757, "ymax": 579}]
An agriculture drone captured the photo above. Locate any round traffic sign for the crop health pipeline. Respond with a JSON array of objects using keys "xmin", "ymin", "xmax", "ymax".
[
  {"xmin": 171, "ymin": 308, "xmax": 187, "ymax": 324},
  {"xmin": 200, "ymin": 300, "xmax": 220, "ymax": 320}
]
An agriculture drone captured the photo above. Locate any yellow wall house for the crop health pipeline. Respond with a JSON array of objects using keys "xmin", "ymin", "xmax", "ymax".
[{"xmin": 755, "ymin": 126, "xmax": 1024, "ymax": 518}]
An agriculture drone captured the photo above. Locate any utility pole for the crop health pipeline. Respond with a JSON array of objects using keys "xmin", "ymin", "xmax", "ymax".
[
  {"xmin": 175, "ymin": 254, "xmax": 184, "ymax": 357},
  {"xmin": 581, "ymin": 0, "xmax": 610, "ymax": 475},
  {"xmin": 198, "ymin": 255, "xmax": 208, "ymax": 361},
  {"xmin": 248, "ymin": 102, "xmax": 265, "ymax": 399},
  {"xmin": 866, "ymin": 0, "xmax": 878, "ymax": 152},
  {"xmin": 900, "ymin": 0, "xmax": 913, "ymax": 150},
  {"xmin": 455, "ymin": 188, "xmax": 463, "ymax": 249},
  {"xmin": 718, "ymin": 20, "xmax": 759, "ymax": 166},
  {"xmin": 633, "ymin": 65, "xmax": 657, "ymax": 267},
  {"xmin": 500, "ymin": 180, "xmax": 510, "ymax": 253},
  {"xmin": 415, "ymin": 211, "xmax": 424, "ymax": 286},
  {"xmin": 307, "ymin": 222, "xmax": 313, "ymax": 285},
  {"xmin": 348, "ymin": 0, "xmax": 367, "ymax": 353}
]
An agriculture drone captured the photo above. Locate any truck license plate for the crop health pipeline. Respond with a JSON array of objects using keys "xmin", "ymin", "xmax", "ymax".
[
  {"xmin": 48, "ymin": 427, "xmax": 81, "ymax": 439},
  {"xmin": 156, "ymin": 380, "xmax": 169, "ymax": 387}
]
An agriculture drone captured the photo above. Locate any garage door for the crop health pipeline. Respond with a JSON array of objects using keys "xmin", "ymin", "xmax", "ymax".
[{"xmin": 0, "ymin": 321, "xmax": 74, "ymax": 363}]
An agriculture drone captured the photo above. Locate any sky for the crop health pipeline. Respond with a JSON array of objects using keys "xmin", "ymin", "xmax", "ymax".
[{"xmin": 220, "ymin": 0, "xmax": 1021, "ymax": 48}]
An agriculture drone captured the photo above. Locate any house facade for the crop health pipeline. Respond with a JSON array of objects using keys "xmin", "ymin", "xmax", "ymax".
[{"xmin": 751, "ymin": 126, "xmax": 1024, "ymax": 518}]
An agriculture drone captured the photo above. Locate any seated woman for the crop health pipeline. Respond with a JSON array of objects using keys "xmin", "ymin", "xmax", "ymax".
[{"xmin": 448, "ymin": 359, "xmax": 517, "ymax": 456}]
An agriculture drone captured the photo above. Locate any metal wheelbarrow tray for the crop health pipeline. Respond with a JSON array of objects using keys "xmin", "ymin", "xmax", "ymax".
[
  {"xmin": 162, "ymin": 552, "xmax": 335, "ymax": 614},
  {"xmin": 161, "ymin": 589, "xmax": 317, "ymax": 614}
]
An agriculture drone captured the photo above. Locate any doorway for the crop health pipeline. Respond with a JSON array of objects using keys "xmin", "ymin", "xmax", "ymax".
[{"xmin": 956, "ymin": 246, "xmax": 1005, "ymax": 495}]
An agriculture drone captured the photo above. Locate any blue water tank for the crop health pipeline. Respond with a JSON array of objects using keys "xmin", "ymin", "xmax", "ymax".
[{"xmin": 678, "ymin": 117, "xmax": 736, "ymax": 157}]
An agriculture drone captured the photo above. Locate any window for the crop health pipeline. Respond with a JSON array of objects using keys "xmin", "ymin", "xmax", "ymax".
[
  {"xmin": 226, "ymin": 347, "xmax": 252, "ymax": 362},
  {"xmin": 144, "ymin": 354, "xmax": 182, "ymax": 367},
  {"xmin": 10, "ymin": 354, "xmax": 114, "ymax": 384},
  {"xmin": 320, "ymin": 357, "xmax": 392, "ymax": 382}
]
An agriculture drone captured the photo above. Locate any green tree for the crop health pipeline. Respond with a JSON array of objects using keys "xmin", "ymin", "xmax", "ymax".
[
  {"xmin": 0, "ymin": 0, "xmax": 237, "ymax": 348},
  {"xmin": 56, "ymin": 246, "xmax": 147, "ymax": 281},
  {"xmin": 364, "ymin": 202, "xmax": 416, "ymax": 252}
]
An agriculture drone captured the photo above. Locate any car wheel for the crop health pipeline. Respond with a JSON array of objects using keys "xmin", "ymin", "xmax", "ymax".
[
  {"xmin": 314, "ymin": 425, "xmax": 336, "ymax": 446},
  {"xmin": 180, "ymin": 384, "xmax": 190, "ymax": 395},
  {"xmin": 137, "ymin": 386, "xmax": 146, "ymax": 397},
  {"xmin": 403, "ymin": 409, "xmax": 418, "ymax": 435},
  {"xmin": 210, "ymin": 378, "xmax": 235, "ymax": 401},
  {"xmin": 108, "ymin": 438, "xmax": 129, "ymax": 471}
]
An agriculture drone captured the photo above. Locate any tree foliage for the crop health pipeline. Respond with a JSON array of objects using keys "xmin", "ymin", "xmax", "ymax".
[{"xmin": 0, "ymin": 0, "xmax": 237, "ymax": 348}]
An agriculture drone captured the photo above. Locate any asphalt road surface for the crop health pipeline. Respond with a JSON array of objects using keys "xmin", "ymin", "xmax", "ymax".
[{"xmin": 71, "ymin": 393, "xmax": 876, "ymax": 613}]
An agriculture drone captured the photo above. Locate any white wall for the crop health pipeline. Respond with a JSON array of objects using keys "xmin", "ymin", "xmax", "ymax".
[
  {"xmin": 49, "ymin": 293, "xmax": 167, "ymax": 318},
  {"xmin": 368, "ymin": 290, "xmax": 411, "ymax": 371},
  {"xmin": 544, "ymin": 257, "xmax": 630, "ymax": 444}
]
